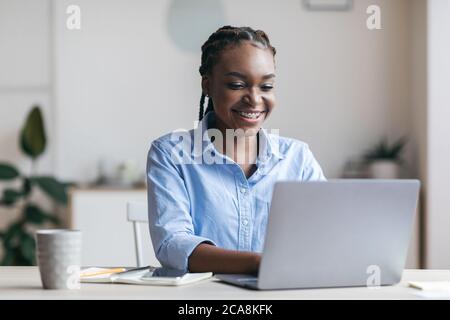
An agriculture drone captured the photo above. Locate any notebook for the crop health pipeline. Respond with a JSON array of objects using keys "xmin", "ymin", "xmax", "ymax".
[
  {"xmin": 80, "ymin": 266, "xmax": 213, "ymax": 286},
  {"xmin": 409, "ymin": 281, "xmax": 450, "ymax": 291},
  {"xmin": 409, "ymin": 281, "xmax": 450, "ymax": 299}
]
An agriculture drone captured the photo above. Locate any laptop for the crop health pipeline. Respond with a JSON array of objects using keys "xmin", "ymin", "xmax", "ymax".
[{"xmin": 215, "ymin": 179, "xmax": 420, "ymax": 290}]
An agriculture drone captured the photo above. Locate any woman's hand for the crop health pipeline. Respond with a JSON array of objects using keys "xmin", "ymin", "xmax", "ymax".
[{"xmin": 188, "ymin": 243, "xmax": 262, "ymax": 274}]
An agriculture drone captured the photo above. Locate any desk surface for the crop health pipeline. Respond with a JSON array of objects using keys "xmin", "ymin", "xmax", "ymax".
[{"xmin": 1, "ymin": 267, "xmax": 449, "ymax": 300}]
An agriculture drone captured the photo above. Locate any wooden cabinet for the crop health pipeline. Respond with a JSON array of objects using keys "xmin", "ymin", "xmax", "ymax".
[{"xmin": 69, "ymin": 188, "xmax": 160, "ymax": 267}]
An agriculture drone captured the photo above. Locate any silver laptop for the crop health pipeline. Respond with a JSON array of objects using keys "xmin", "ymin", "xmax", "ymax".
[{"xmin": 216, "ymin": 179, "xmax": 420, "ymax": 290}]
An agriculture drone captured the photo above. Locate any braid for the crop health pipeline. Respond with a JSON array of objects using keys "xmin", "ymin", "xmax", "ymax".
[
  {"xmin": 198, "ymin": 95, "xmax": 215, "ymax": 121},
  {"xmin": 199, "ymin": 94, "xmax": 206, "ymax": 121},
  {"xmin": 198, "ymin": 25, "xmax": 276, "ymax": 121},
  {"xmin": 205, "ymin": 98, "xmax": 213, "ymax": 116}
]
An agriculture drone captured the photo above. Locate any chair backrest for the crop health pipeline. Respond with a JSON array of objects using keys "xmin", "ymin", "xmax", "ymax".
[{"xmin": 126, "ymin": 201, "xmax": 149, "ymax": 267}]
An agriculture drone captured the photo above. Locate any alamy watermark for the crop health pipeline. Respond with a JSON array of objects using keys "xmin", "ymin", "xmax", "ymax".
[
  {"xmin": 168, "ymin": 121, "xmax": 280, "ymax": 166},
  {"xmin": 366, "ymin": 5, "xmax": 382, "ymax": 30},
  {"xmin": 65, "ymin": 4, "xmax": 381, "ymax": 31},
  {"xmin": 366, "ymin": 265, "xmax": 381, "ymax": 289},
  {"xmin": 66, "ymin": 265, "xmax": 81, "ymax": 289},
  {"xmin": 66, "ymin": 5, "xmax": 81, "ymax": 30}
]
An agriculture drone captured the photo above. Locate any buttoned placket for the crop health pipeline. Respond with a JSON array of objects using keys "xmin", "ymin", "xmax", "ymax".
[
  {"xmin": 235, "ymin": 168, "xmax": 252, "ymax": 251},
  {"xmin": 233, "ymin": 138, "xmax": 275, "ymax": 252},
  {"xmin": 198, "ymin": 118, "xmax": 277, "ymax": 252}
]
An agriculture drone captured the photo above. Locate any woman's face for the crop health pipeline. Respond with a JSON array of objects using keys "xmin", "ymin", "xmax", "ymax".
[{"xmin": 202, "ymin": 41, "xmax": 276, "ymax": 135}]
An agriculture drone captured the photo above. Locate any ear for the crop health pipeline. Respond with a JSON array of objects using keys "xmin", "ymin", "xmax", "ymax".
[{"xmin": 201, "ymin": 76, "xmax": 210, "ymax": 96}]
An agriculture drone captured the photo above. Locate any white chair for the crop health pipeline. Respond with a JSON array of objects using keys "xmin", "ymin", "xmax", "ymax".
[{"xmin": 126, "ymin": 201, "xmax": 149, "ymax": 267}]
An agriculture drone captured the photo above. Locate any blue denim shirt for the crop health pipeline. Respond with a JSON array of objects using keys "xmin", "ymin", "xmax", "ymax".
[{"xmin": 147, "ymin": 112, "xmax": 326, "ymax": 270}]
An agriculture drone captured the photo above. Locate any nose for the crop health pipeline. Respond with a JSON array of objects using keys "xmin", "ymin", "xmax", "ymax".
[{"xmin": 242, "ymin": 87, "xmax": 263, "ymax": 107}]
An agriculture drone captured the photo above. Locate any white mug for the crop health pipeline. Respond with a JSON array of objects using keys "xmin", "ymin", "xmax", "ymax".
[{"xmin": 35, "ymin": 229, "xmax": 82, "ymax": 290}]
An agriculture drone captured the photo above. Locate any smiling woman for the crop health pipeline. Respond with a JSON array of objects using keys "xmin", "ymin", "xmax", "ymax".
[
  {"xmin": 198, "ymin": 26, "xmax": 276, "ymax": 127},
  {"xmin": 146, "ymin": 26, "xmax": 326, "ymax": 274},
  {"xmin": 198, "ymin": 26, "xmax": 277, "ymax": 177},
  {"xmin": 203, "ymin": 47, "xmax": 275, "ymax": 129}
]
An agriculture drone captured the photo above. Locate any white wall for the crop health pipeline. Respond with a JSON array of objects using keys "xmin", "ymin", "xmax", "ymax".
[
  {"xmin": 0, "ymin": 0, "xmax": 53, "ymax": 174},
  {"xmin": 426, "ymin": 0, "xmax": 450, "ymax": 268},
  {"xmin": 0, "ymin": 0, "xmax": 54, "ymax": 237},
  {"xmin": 0, "ymin": 0, "xmax": 423, "ymax": 267},
  {"xmin": 410, "ymin": 0, "xmax": 428, "ymax": 268},
  {"xmin": 52, "ymin": 0, "xmax": 415, "ymax": 182}
]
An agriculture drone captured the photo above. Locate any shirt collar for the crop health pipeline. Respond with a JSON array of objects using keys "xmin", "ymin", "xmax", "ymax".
[{"xmin": 192, "ymin": 111, "xmax": 285, "ymax": 163}]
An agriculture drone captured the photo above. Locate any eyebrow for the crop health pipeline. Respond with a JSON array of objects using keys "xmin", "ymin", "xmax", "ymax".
[{"xmin": 225, "ymin": 71, "xmax": 275, "ymax": 80}]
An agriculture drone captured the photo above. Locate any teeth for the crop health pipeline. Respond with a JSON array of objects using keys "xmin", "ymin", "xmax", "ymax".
[{"xmin": 238, "ymin": 111, "xmax": 261, "ymax": 119}]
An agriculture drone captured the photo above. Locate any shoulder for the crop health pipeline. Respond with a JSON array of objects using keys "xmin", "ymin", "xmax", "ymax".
[
  {"xmin": 267, "ymin": 132, "xmax": 313, "ymax": 158},
  {"xmin": 148, "ymin": 129, "xmax": 195, "ymax": 155},
  {"xmin": 268, "ymin": 133, "xmax": 326, "ymax": 180}
]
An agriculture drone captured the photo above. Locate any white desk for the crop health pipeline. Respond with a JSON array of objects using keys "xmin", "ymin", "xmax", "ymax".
[{"xmin": 0, "ymin": 267, "xmax": 449, "ymax": 300}]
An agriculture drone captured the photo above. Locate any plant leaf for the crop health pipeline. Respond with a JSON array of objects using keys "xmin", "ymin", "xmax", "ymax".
[
  {"xmin": 3, "ymin": 244, "xmax": 31, "ymax": 266},
  {"xmin": 389, "ymin": 138, "xmax": 407, "ymax": 158},
  {"xmin": 24, "ymin": 204, "xmax": 47, "ymax": 224},
  {"xmin": 2, "ymin": 222, "xmax": 23, "ymax": 248},
  {"xmin": 0, "ymin": 163, "xmax": 20, "ymax": 180},
  {"xmin": 20, "ymin": 232, "xmax": 36, "ymax": 265},
  {"xmin": 1, "ymin": 248, "xmax": 15, "ymax": 266},
  {"xmin": 24, "ymin": 204, "xmax": 58, "ymax": 225},
  {"xmin": 20, "ymin": 133, "xmax": 34, "ymax": 158},
  {"xmin": 22, "ymin": 178, "xmax": 32, "ymax": 197},
  {"xmin": 31, "ymin": 176, "xmax": 68, "ymax": 205},
  {"xmin": 1, "ymin": 189, "xmax": 23, "ymax": 206},
  {"xmin": 1, "ymin": 222, "xmax": 35, "ymax": 266},
  {"xmin": 364, "ymin": 137, "xmax": 406, "ymax": 161},
  {"xmin": 20, "ymin": 106, "xmax": 47, "ymax": 159}
]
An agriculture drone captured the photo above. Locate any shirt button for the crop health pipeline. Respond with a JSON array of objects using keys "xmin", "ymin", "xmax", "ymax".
[
  {"xmin": 240, "ymin": 187, "xmax": 247, "ymax": 194},
  {"xmin": 242, "ymin": 219, "xmax": 249, "ymax": 226}
]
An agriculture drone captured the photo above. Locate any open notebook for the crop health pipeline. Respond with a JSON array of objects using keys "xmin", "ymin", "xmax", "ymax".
[{"xmin": 80, "ymin": 266, "xmax": 213, "ymax": 286}]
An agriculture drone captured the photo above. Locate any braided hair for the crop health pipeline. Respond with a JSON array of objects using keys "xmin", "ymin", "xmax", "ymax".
[{"xmin": 198, "ymin": 26, "xmax": 277, "ymax": 121}]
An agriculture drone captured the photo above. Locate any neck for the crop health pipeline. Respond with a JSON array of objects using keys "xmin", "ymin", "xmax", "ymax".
[
  {"xmin": 211, "ymin": 116, "xmax": 259, "ymax": 165},
  {"xmin": 228, "ymin": 135, "xmax": 258, "ymax": 165}
]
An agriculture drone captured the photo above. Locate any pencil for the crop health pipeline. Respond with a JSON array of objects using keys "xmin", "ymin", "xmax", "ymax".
[{"xmin": 80, "ymin": 268, "xmax": 126, "ymax": 277}]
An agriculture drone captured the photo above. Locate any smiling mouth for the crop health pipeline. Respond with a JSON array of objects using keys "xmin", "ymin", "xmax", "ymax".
[{"xmin": 232, "ymin": 109, "xmax": 266, "ymax": 120}]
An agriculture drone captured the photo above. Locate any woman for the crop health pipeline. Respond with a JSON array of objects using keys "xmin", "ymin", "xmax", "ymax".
[{"xmin": 147, "ymin": 26, "xmax": 326, "ymax": 274}]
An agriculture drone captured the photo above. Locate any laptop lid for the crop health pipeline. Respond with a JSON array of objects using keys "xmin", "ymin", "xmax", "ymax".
[{"xmin": 257, "ymin": 179, "xmax": 420, "ymax": 290}]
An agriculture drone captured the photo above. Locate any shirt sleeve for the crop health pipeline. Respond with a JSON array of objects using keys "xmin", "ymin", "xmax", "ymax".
[
  {"xmin": 301, "ymin": 144, "xmax": 327, "ymax": 181},
  {"xmin": 146, "ymin": 141, "xmax": 216, "ymax": 270}
]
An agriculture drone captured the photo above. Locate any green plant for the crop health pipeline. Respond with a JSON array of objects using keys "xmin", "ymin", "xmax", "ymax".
[
  {"xmin": 364, "ymin": 137, "xmax": 407, "ymax": 163},
  {"xmin": 0, "ymin": 106, "xmax": 71, "ymax": 265}
]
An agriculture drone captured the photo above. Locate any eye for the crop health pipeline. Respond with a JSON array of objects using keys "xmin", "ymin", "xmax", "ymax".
[
  {"xmin": 261, "ymin": 84, "xmax": 274, "ymax": 91},
  {"xmin": 228, "ymin": 82, "xmax": 245, "ymax": 90}
]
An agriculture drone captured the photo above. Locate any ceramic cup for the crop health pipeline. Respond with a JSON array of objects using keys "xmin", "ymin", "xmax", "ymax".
[{"xmin": 35, "ymin": 229, "xmax": 82, "ymax": 289}]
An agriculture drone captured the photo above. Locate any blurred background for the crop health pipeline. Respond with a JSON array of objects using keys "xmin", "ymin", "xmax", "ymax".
[{"xmin": 1, "ymin": 0, "xmax": 448, "ymax": 270}]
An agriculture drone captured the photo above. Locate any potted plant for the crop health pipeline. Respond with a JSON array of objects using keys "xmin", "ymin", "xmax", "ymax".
[
  {"xmin": 364, "ymin": 137, "xmax": 407, "ymax": 179},
  {"xmin": 0, "ymin": 106, "xmax": 71, "ymax": 265}
]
